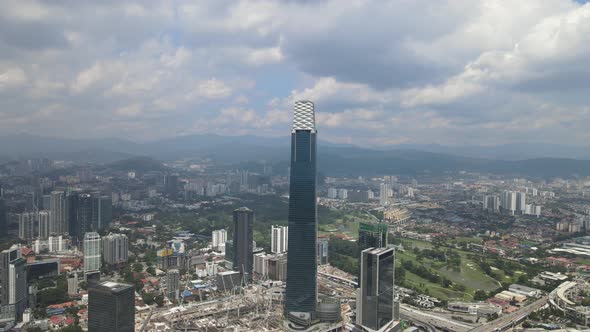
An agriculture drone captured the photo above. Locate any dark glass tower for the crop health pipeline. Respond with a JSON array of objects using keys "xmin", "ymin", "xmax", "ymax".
[
  {"xmin": 285, "ymin": 101, "xmax": 318, "ymax": 320},
  {"xmin": 233, "ymin": 207, "xmax": 253, "ymax": 283},
  {"xmin": 357, "ymin": 247, "xmax": 395, "ymax": 330},
  {"xmin": 88, "ymin": 281, "xmax": 135, "ymax": 332},
  {"xmin": 357, "ymin": 222, "xmax": 388, "ymax": 283}
]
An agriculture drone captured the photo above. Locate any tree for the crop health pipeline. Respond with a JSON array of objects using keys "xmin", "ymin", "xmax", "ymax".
[
  {"xmin": 133, "ymin": 263, "xmax": 143, "ymax": 273},
  {"xmin": 155, "ymin": 294, "xmax": 165, "ymax": 307},
  {"xmin": 146, "ymin": 266, "xmax": 156, "ymax": 276},
  {"xmin": 473, "ymin": 290, "xmax": 489, "ymax": 301},
  {"xmin": 142, "ymin": 292, "xmax": 155, "ymax": 305},
  {"xmin": 60, "ymin": 326, "xmax": 83, "ymax": 332}
]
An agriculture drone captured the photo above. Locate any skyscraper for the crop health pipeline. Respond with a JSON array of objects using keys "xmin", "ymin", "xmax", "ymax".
[
  {"xmin": 166, "ymin": 269, "xmax": 180, "ymax": 300},
  {"xmin": 271, "ymin": 225, "xmax": 288, "ymax": 254},
  {"xmin": 285, "ymin": 100, "xmax": 318, "ymax": 321},
  {"xmin": 38, "ymin": 211, "xmax": 50, "ymax": 239},
  {"xmin": 0, "ymin": 198, "xmax": 6, "ymax": 238},
  {"xmin": 233, "ymin": 207, "xmax": 253, "ymax": 283},
  {"xmin": 18, "ymin": 212, "xmax": 37, "ymax": 241},
  {"xmin": 102, "ymin": 233, "xmax": 128, "ymax": 266},
  {"xmin": 0, "ymin": 245, "xmax": 27, "ymax": 320},
  {"xmin": 357, "ymin": 247, "xmax": 396, "ymax": 331},
  {"xmin": 83, "ymin": 232, "xmax": 101, "ymax": 272},
  {"xmin": 358, "ymin": 222, "xmax": 389, "ymax": 283},
  {"xmin": 92, "ymin": 195, "xmax": 112, "ymax": 231},
  {"xmin": 88, "ymin": 281, "xmax": 135, "ymax": 332},
  {"xmin": 50, "ymin": 191, "xmax": 67, "ymax": 235}
]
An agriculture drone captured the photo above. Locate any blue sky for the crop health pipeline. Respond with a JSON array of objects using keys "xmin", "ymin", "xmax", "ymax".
[{"xmin": 0, "ymin": 0, "xmax": 589, "ymax": 147}]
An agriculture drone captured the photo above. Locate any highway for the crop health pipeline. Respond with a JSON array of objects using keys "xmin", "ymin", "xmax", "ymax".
[
  {"xmin": 466, "ymin": 296, "xmax": 548, "ymax": 332},
  {"xmin": 401, "ymin": 305, "xmax": 476, "ymax": 332}
]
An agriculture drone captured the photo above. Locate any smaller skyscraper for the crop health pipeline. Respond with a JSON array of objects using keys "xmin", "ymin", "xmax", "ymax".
[
  {"xmin": 38, "ymin": 211, "xmax": 50, "ymax": 239},
  {"xmin": 102, "ymin": 233, "xmax": 128, "ymax": 266},
  {"xmin": 379, "ymin": 183, "xmax": 392, "ymax": 206},
  {"xmin": 18, "ymin": 212, "xmax": 37, "ymax": 241},
  {"xmin": 317, "ymin": 237, "xmax": 329, "ymax": 265},
  {"xmin": 271, "ymin": 225, "xmax": 288, "ymax": 254},
  {"xmin": 233, "ymin": 207, "xmax": 254, "ymax": 283},
  {"xmin": 166, "ymin": 269, "xmax": 180, "ymax": 300},
  {"xmin": 93, "ymin": 195, "xmax": 112, "ymax": 231},
  {"xmin": 516, "ymin": 191, "xmax": 526, "ymax": 214},
  {"xmin": 83, "ymin": 232, "xmax": 101, "ymax": 272},
  {"xmin": 357, "ymin": 247, "xmax": 395, "ymax": 331},
  {"xmin": 49, "ymin": 191, "xmax": 67, "ymax": 235},
  {"xmin": 0, "ymin": 245, "xmax": 27, "ymax": 320},
  {"xmin": 88, "ymin": 281, "xmax": 135, "ymax": 332},
  {"xmin": 212, "ymin": 229, "xmax": 227, "ymax": 251},
  {"xmin": 164, "ymin": 175, "xmax": 179, "ymax": 198}
]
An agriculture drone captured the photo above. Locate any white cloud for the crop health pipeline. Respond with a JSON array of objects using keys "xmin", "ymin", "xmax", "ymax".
[
  {"xmin": 194, "ymin": 79, "xmax": 233, "ymax": 100},
  {"xmin": 0, "ymin": 67, "xmax": 27, "ymax": 89}
]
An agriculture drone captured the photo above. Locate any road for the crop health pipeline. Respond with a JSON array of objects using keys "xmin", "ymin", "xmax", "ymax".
[
  {"xmin": 467, "ymin": 296, "xmax": 548, "ymax": 332},
  {"xmin": 401, "ymin": 305, "xmax": 476, "ymax": 332}
]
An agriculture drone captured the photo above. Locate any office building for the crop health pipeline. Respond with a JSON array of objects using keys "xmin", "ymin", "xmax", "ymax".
[
  {"xmin": 38, "ymin": 211, "xmax": 50, "ymax": 239},
  {"xmin": 93, "ymin": 195, "xmax": 112, "ymax": 231},
  {"xmin": 212, "ymin": 229, "xmax": 227, "ymax": 251},
  {"xmin": 317, "ymin": 237, "xmax": 329, "ymax": 265},
  {"xmin": 357, "ymin": 247, "xmax": 396, "ymax": 331},
  {"xmin": 103, "ymin": 233, "xmax": 128, "ymax": 266},
  {"xmin": 164, "ymin": 175, "xmax": 179, "ymax": 198},
  {"xmin": 285, "ymin": 100, "xmax": 318, "ymax": 321},
  {"xmin": 0, "ymin": 245, "xmax": 27, "ymax": 320},
  {"xmin": 271, "ymin": 225, "xmax": 288, "ymax": 254},
  {"xmin": 67, "ymin": 273, "xmax": 78, "ymax": 296},
  {"xmin": 88, "ymin": 281, "xmax": 135, "ymax": 332},
  {"xmin": 233, "ymin": 207, "xmax": 254, "ymax": 283},
  {"xmin": 49, "ymin": 191, "xmax": 67, "ymax": 235},
  {"xmin": 358, "ymin": 222, "xmax": 389, "ymax": 282},
  {"xmin": 18, "ymin": 213, "xmax": 36, "ymax": 241},
  {"xmin": 166, "ymin": 269, "xmax": 180, "ymax": 300},
  {"xmin": 83, "ymin": 232, "xmax": 101, "ymax": 272}
]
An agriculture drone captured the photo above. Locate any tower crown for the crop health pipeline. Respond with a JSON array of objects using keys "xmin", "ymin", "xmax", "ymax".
[{"xmin": 293, "ymin": 100, "xmax": 315, "ymax": 132}]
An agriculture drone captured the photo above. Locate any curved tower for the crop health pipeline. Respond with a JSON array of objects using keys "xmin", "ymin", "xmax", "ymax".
[{"xmin": 285, "ymin": 100, "xmax": 318, "ymax": 322}]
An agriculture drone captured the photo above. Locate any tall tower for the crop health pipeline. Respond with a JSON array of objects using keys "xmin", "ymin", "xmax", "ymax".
[
  {"xmin": 357, "ymin": 247, "xmax": 396, "ymax": 331},
  {"xmin": 233, "ymin": 207, "xmax": 253, "ymax": 283},
  {"xmin": 88, "ymin": 281, "xmax": 135, "ymax": 332},
  {"xmin": 285, "ymin": 101, "xmax": 318, "ymax": 321}
]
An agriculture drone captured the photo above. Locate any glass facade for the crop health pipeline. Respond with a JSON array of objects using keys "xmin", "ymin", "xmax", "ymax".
[
  {"xmin": 285, "ymin": 101, "xmax": 318, "ymax": 318},
  {"xmin": 88, "ymin": 282, "xmax": 135, "ymax": 332},
  {"xmin": 233, "ymin": 207, "xmax": 253, "ymax": 283},
  {"xmin": 359, "ymin": 247, "xmax": 395, "ymax": 330}
]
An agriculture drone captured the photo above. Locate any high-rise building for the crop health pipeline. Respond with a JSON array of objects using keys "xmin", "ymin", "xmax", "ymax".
[
  {"xmin": 164, "ymin": 175, "xmax": 179, "ymax": 198},
  {"xmin": 18, "ymin": 212, "xmax": 37, "ymax": 240},
  {"xmin": 88, "ymin": 281, "xmax": 135, "ymax": 332},
  {"xmin": 317, "ymin": 237, "xmax": 329, "ymax": 265},
  {"xmin": 102, "ymin": 233, "xmax": 128, "ymax": 266},
  {"xmin": 233, "ymin": 207, "xmax": 253, "ymax": 283},
  {"xmin": 38, "ymin": 211, "xmax": 50, "ymax": 239},
  {"xmin": 356, "ymin": 247, "xmax": 396, "ymax": 331},
  {"xmin": 0, "ymin": 245, "xmax": 27, "ymax": 320},
  {"xmin": 212, "ymin": 229, "xmax": 227, "ymax": 251},
  {"xmin": 271, "ymin": 225, "xmax": 288, "ymax": 254},
  {"xmin": 516, "ymin": 192, "xmax": 526, "ymax": 214},
  {"xmin": 93, "ymin": 195, "xmax": 112, "ymax": 231},
  {"xmin": 358, "ymin": 222, "xmax": 389, "ymax": 282},
  {"xmin": 327, "ymin": 188, "xmax": 338, "ymax": 199},
  {"xmin": 83, "ymin": 232, "xmax": 101, "ymax": 272},
  {"xmin": 501, "ymin": 191, "xmax": 517, "ymax": 215},
  {"xmin": 166, "ymin": 269, "xmax": 180, "ymax": 300},
  {"xmin": 379, "ymin": 183, "xmax": 391, "ymax": 206},
  {"xmin": 49, "ymin": 191, "xmax": 67, "ymax": 235},
  {"xmin": 285, "ymin": 100, "xmax": 318, "ymax": 321}
]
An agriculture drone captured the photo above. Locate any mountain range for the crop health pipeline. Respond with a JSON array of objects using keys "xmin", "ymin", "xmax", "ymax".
[{"xmin": 1, "ymin": 133, "xmax": 589, "ymax": 178}]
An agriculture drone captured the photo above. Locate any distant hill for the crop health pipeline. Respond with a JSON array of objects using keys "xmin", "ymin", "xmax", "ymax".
[
  {"xmin": 107, "ymin": 157, "xmax": 168, "ymax": 173},
  {"xmin": 1, "ymin": 133, "xmax": 590, "ymax": 178}
]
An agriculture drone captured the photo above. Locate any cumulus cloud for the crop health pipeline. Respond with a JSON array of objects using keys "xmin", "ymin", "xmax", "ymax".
[{"xmin": 0, "ymin": 0, "xmax": 589, "ymax": 146}]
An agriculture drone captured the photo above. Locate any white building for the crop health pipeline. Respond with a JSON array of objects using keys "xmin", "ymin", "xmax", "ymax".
[
  {"xmin": 516, "ymin": 192, "xmax": 526, "ymax": 214},
  {"xmin": 380, "ymin": 183, "xmax": 392, "ymax": 206},
  {"xmin": 271, "ymin": 225, "xmax": 288, "ymax": 254},
  {"xmin": 38, "ymin": 211, "xmax": 51, "ymax": 239},
  {"xmin": 212, "ymin": 229, "xmax": 227, "ymax": 251},
  {"xmin": 83, "ymin": 232, "xmax": 101, "ymax": 272},
  {"xmin": 102, "ymin": 233, "xmax": 128, "ymax": 265},
  {"xmin": 18, "ymin": 212, "xmax": 37, "ymax": 240},
  {"xmin": 337, "ymin": 189, "xmax": 348, "ymax": 200},
  {"xmin": 327, "ymin": 188, "xmax": 338, "ymax": 199}
]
